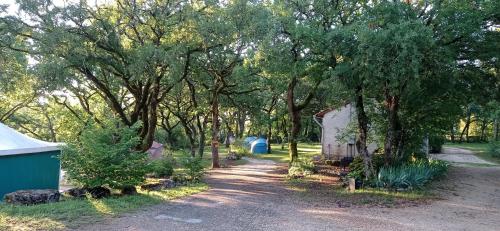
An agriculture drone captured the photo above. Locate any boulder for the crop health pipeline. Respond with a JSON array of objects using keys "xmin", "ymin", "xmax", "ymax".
[
  {"xmin": 66, "ymin": 188, "xmax": 88, "ymax": 198},
  {"xmin": 140, "ymin": 183, "xmax": 163, "ymax": 191},
  {"xmin": 161, "ymin": 179, "xmax": 176, "ymax": 189},
  {"xmin": 120, "ymin": 186, "xmax": 137, "ymax": 195},
  {"xmin": 225, "ymin": 152, "xmax": 241, "ymax": 160},
  {"xmin": 87, "ymin": 186, "xmax": 111, "ymax": 199},
  {"xmin": 4, "ymin": 189, "xmax": 60, "ymax": 205}
]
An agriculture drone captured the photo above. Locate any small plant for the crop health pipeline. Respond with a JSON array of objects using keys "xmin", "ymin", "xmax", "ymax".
[
  {"xmin": 182, "ymin": 157, "xmax": 205, "ymax": 182},
  {"xmin": 149, "ymin": 157, "xmax": 175, "ymax": 178},
  {"xmin": 231, "ymin": 139, "xmax": 250, "ymax": 156},
  {"xmin": 288, "ymin": 158, "xmax": 316, "ymax": 178},
  {"xmin": 348, "ymin": 154, "xmax": 385, "ymax": 180}
]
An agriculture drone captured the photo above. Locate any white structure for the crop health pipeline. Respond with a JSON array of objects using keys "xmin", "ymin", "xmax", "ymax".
[
  {"xmin": 0, "ymin": 122, "xmax": 61, "ymax": 156},
  {"xmin": 313, "ymin": 103, "xmax": 377, "ymax": 160}
]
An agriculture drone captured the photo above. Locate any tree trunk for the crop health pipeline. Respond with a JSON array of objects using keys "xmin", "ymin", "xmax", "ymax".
[
  {"xmin": 197, "ymin": 114, "xmax": 207, "ymax": 158},
  {"xmin": 479, "ymin": 120, "xmax": 488, "ymax": 142},
  {"xmin": 180, "ymin": 121, "xmax": 196, "ymax": 157},
  {"xmin": 450, "ymin": 125, "xmax": 455, "ymax": 143},
  {"xmin": 267, "ymin": 122, "xmax": 272, "ymax": 154},
  {"xmin": 459, "ymin": 114, "xmax": 471, "ymax": 143},
  {"xmin": 383, "ymin": 95, "xmax": 401, "ymax": 165},
  {"xmin": 237, "ymin": 110, "xmax": 246, "ymax": 138},
  {"xmin": 354, "ymin": 87, "xmax": 373, "ymax": 178},
  {"xmin": 140, "ymin": 79, "xmax": 161, "ymax": 152},
  {"xmin": 495, "ymin": 119, "xmax": 499, "ymax": 141},
  {"xmin": 211, "ymin": 92, "xmax": 220, "ymax": 168},
  {"xmin": 287, "ymin": 92, "xmax": 300, "ymax": 163}
]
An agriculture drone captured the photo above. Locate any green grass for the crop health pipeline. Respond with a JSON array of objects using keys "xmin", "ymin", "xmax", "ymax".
[
  {"xmin": 252, "ymin": 143, "xmax": 321, "ymax": 163},
  {"xmin": 444, "ymin": 142, "xmax": 500, "ymax": 164},
  {"xmin": 0, "ymin": 183, "xmax": 208, "ymax": 231},
  {"xmin": 172, "ymin": 143, "xmax": 321, "ymax": 165}
]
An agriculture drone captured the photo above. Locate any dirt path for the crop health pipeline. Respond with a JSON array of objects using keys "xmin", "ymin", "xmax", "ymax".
[
  {"xmin": 430, "ymin": 146, "xmax": 497, "ymax": 165},
  {"xmin": 78, "ymin": 157, "xmax": 500, "ymax": 231}
]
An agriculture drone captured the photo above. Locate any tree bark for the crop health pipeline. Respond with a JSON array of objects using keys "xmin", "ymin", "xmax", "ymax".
[
  {"xmin": 211, "ymin": 91, "xmax": 220, "ymax": 168},
  {"xmin": 383, "ymin": 95, "xmax": 402, "ymax": 165},
  {"xmin": 197, "ymin": 114, "xmax": 207, "ymax": 158},
  {"xmin": 354, "ymin": 86, "xmax": 373, "ymax": 178},
  {"xmin": 287, "ymin": 79, "xmax": 301, "ymax": 163},
  {"xmin": 459, "ymin": 114, "xmax": 471, "ymax": 143},
  {"xmin": 495, "ymin": 119, "xmax": 499, "ymax": 141},
  {"xmin": 267, "ymin": 122, "xmax": 272, "ymax": 154}
]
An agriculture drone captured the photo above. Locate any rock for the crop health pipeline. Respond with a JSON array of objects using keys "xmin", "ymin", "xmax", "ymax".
[
  {"xmin": 120, "ymin": 186, "xmax": 137, "ymax": 195},
  {"xmin": 312, "ymin": 155, "xmax": 322, "ymax": 162},
  {"xmin": 4, "ymin": 189, "xmax": 60, "ymax": 205},
  {"xmin": 172, "ymin": 174, "xmax": 189, "ymax": 185},
  {"xmin": 225, "ymin": 152, "xmax": 241, "ymax": 160},
  {"xmin": 66, "ymin": 188, "xmax": 87, "ymax": 198},
  {"xmin": 161, "ymin": 179, "xmax": 176, "ymax": 189},
  {"xmin": 140, "ymin": 183, "xmax": 163, "ymax": 191},
  {"xmin": 87, "ymin": 186, "xmax": 111, "ymax": 199}
]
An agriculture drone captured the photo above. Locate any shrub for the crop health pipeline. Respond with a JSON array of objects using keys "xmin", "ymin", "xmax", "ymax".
[
  {"xmin": 61, "ymin": 121, "xmax": 148, "ymax": 189},
  {"xmin": 149, "ymin": 157, "xmax": 174, "ymax": 178},
  {"xmin": 182, "ymin": 157, "xmax": 205, "ymax": 182},
  {"xmin": 231, "ymin": 139, "xmax": 250, "ymax": 156},
  {"xmin": 288, "ymin": 158, "xmax": 316, "ymax": 178},
  {"xmin": 376, "ymin": 159, "xmax": 448, "ymax": 190},
  {"xmin": 429, "ymin": 135, "xmax": 446, "ymax": 153},
  {"xmin": 348, "ymin": 154, "xmax": 385, "ymax": 180},
  {"xmin": 488, "ymin": 141, "xmax": 500, "ymax": 158}
]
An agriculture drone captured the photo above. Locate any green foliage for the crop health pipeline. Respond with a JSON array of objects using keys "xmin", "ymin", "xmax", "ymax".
[
  {"xmin": 488, "ymin": 141, "xmax": 500, "ymax": 158},
  {"xmin": 348, "ymin": 155, "xmax": 385, "ymax": 180},
  {"xmin": 182, "ymin": 157, "xmax": 205, "ymax": 182},
  {"xmin": 376, "ymin": 159, "xmax": 449, "ymax": 191},
  {"xmin": 429, "ymin": 135, "xmax": 446, "ymax": 153},
  {"xmin": 61, "ymin": 121, "xmax": 148, "ymax": 189},
  {"xmin": 288, "ymin": 158, "xmax": 316, "ymax": 178},
  {"xmin": 149, "ymin": 157, "xmax": 175, "ymax": 178},
  {"xmin": 231, "ymin": 139, "xmax": 250, "ymax": 156}
]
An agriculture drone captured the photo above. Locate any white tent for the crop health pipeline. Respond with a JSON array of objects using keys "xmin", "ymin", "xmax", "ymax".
[{"xmin": 0, "ymin": 122, "xmax": 61, "ymax": 156}]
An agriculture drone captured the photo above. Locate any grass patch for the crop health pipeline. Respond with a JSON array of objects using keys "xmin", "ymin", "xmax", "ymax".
[
  {"xmin": 253, "ymin": 143, "xmax": 321, "ymax": 163},
  {"xmin": 173, "ymin": 143, "xmax": 321, "ymax": 165},
  {"xmin": 444, "ymin": 142, "xmax": 500, "ymax": 164},
  {"xmin": 0, "ymin": 183, "xmax": 208, "ymax": 231}
]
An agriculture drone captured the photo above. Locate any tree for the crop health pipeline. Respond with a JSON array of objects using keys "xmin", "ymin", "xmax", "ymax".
[
  {"xmin": 190, "ymin": 0, "xmax": 269, "ymax": 167},
  {"xmin": 1, "ymin": 0, "xmax": 197, "ymax": 150}
]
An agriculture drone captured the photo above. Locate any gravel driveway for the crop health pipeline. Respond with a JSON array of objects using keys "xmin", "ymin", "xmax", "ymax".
[
  {"xmin": 77, "ymin": 157, "xmax": 500, "ymax": 231},
  {"xmin": 430, "ymin": 147, "xmax": 497, "ymax": 165}
]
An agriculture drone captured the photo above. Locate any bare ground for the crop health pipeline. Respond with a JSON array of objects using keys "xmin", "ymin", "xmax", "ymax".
[{"xmin": 77, "ymin": 156, "xmax": 500, "ymax": 231}]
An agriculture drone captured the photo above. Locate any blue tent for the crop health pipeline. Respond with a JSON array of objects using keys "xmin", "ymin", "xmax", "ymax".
[
  {"xmin": 251, "ymin": 138, "xmax": 268, "ymax": 154},
  {"xmin": 243, "ymin": 136, "xmax": 258, "ymax": 148}
]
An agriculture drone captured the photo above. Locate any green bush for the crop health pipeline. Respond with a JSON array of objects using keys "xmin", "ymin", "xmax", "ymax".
[
  {"xmin": 149, "ymin": 157, "xmax": 175, "ymax": 178},
  {"xmin": 182, "ymin": 157, "xmax": 205, "ymax": 182},
  {"xmin": 376, "ymin": 159, "xmax": 448, "ymax": 190},
  {"xmin": 348, "ymin": 154, "xmax": 385, "ymax": 180},
  {"xmin": 61, "ymin": 121, "xmax": 148, "ymax": 189},
  {"xmin": 489, "ymin": 141, "xmax": 500, "ymax": 158},
  {"xmin": 288, "ymin": 158, "xmax": 316, "ymax": 178},
  {"xmin": 429, "ymin": 135, "xmax": 446, "ymax": 153},
  {"xmin": 231, "ymin": 139, "xmax": 250, "ymax": 156}
]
